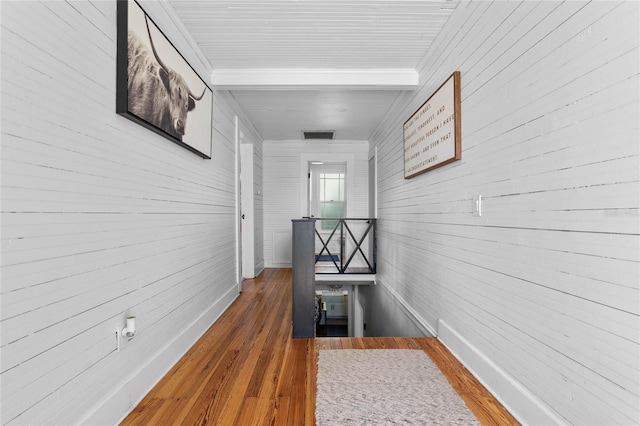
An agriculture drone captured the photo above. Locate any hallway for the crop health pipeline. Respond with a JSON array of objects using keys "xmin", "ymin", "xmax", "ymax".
[
  {"xmin": 1, "ymin": 1, "xmax": 637, "ymax": 423},
  {"xmin": 122, "ymin": 269, "xmax": 518, "ymax": 425}
]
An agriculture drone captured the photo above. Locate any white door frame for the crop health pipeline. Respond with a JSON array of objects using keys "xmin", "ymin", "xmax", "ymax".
[
  {"xmin": 299, "ymin": 153, "xmax": 355, "ymax": 218},
  {"xmin": 308, "ymin": 162, "xmax": 347, "ymax": 219}
]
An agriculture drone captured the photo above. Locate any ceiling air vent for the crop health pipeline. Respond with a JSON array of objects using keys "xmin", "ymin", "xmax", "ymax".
[{"xmin": 303, "ymin": 130, "xmax": 335, "ymax": 140}]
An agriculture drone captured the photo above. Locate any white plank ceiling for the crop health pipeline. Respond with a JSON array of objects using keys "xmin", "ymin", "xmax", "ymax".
[{"xmin": 167, "ymin": 0, "xmax": 459, "ymax": 140}]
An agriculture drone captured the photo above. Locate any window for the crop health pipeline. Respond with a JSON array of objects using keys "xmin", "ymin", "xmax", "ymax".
[
  {"xmin": 319, "ymin": 172, "xmax": 345, "ymax": 230},
  {"xmin": 309, "ymin": 163, "xmax": 346, "ymax": 230}
]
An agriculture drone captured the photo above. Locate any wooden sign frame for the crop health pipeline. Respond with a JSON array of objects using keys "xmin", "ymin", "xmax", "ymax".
[{"xmin": 403, "ymin": 71, "xmax": 461, "ymax": 178}]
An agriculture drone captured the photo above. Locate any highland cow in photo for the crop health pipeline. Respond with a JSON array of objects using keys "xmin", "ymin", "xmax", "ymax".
[{"xmin": 127, "ymin": 18, "xmax": 204, "ymax": 141}]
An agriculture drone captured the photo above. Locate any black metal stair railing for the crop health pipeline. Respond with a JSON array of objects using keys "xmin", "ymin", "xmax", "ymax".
[{"xmin": 313, "ymin": 218, "xmax": 376, "ymax": 274}]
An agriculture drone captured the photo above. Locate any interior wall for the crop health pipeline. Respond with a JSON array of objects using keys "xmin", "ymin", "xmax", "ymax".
[
  {"xmin": 370, "ymin": 1, "xmax": 639, "ymax": 425},
  {"xmin": 262, "ymin": 140, "xmax": 369, "ymax": 267},
  {"xmin": 0, "ymin": 1, "xmax": 259, "ymax": 424},
  {"xmin": 360, "ymin": 283, "xmax": 432, "ymax": 338}
]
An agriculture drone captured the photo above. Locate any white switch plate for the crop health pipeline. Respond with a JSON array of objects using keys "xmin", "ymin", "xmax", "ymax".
[{"xmin": 473, "ymin": 195, "xmax": 482, "ymax": 217}]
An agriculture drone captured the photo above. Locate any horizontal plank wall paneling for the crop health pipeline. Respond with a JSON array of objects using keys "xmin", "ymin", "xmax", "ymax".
[
  {"xmin": 370, "ymin": 1, "xmax": 639, "ymax": 425},
  {"xmin": 0, "ymin": 1, "xmax": 253, "ymax": 424},
  {"xmin": 262, "ymin": 141, "xmax": 369, "ymax": 267}
]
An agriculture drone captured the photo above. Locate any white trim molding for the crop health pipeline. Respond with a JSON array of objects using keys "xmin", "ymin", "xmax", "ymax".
[
  {"xmin": 211, "ymin": 68, "xmax": 419, "ymax": 90},
  {"xmin": 437, "ymin": 319, "xmax": 566, "ymax": 426}
]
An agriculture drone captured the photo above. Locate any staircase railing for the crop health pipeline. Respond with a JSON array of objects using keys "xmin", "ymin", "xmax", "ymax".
[{"xmin": 312, "ymin": 218, "xmax": 376, "ymax": 274}]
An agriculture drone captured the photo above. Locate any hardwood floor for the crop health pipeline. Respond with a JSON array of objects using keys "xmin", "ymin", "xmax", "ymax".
[{"xmin": 122, "ymin": 268, "xmax": 519, "ymax": 426}]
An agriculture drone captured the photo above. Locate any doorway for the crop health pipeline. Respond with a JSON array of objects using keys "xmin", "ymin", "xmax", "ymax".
[
  {"xmin": 299, "ymin": 153, "xmax": 355, "ymax": 219},
  {"xmin": 241, "ymin": 143, "xmax": 255, "ymax": 279},
  {"xmin": 315, "ymin": 290, "xmax": 349, "ymax": 337},
  {"xmin": 309, "ymin": 162, "xmax": 346, "ymax": 257},
  {"xmin": 308, "ymin": 162, "xmax": 346, "ymax": 223}
]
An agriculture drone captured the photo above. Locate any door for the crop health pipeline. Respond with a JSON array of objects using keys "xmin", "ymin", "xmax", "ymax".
[
  {"xmin": 235, "ymin": 117, "xmax": 242, "ymax": 292},
  {"xmin": 241, "ymin": 143, "xmax": 255, "ymax": 279}
]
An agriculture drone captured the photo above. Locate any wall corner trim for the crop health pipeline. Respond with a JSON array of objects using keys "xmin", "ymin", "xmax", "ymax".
[
  {"xmin": 437, "ymin": 319, "xmax": 565, "ymax": 426},
  {"xmin": 81, "ymin": 286, "xmax": 239, "ymax": 426}
]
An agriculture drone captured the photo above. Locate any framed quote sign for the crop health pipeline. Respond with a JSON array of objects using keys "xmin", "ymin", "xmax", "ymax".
[{"xmin": 403, "ymin": 71, "xmax": 461, "ymax": 178}]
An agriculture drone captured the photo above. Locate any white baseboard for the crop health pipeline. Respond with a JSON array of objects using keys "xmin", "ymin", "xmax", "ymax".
[
  {"xmin": 254, "ymin": 266, "xmax": 265, "ymax": 278},
  {"xmin": 81, "ymin": 286, "xmax": 239, "ymax": 426},
  {"xmin": 437, "ymin": 319, "xmax": 564, "ymax": 426},
  {"xmin": 264, "ymin": 262, "xmax": 292, "ymax": 268}
]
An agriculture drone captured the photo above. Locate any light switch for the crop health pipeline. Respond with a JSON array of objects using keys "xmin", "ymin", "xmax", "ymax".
[{"xmin": 473, "ymin": 195, "xmax": 482, "ymax": 217}]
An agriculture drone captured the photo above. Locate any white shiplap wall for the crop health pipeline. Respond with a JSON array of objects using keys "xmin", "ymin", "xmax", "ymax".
[
  {"xmin": 262, "ymin": 140, "xmax": 369, "ymax": 267},
  {"xmin": 370, "ymin": 1, "xmax": 639, "ymax": 425},
  {"xmin": 0, "ymin": 1, "xmax": 258, "ymax": 424}
]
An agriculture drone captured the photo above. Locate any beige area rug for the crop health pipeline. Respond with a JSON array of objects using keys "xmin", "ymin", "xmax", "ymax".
[{"xmin": 316, "ymin": 349, "xmax": 480, "ymax": 425}]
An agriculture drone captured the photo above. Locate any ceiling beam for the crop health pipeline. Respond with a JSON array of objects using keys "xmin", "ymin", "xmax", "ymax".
[{"xmin": 210, "ymin": 68, "xmax": 419, "ymax": 90}]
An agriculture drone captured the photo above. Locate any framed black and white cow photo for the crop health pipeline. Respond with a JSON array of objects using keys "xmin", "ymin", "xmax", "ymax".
[{"xmin": 116, "ymin": 0, "xmax": 213, "ymax": 159}]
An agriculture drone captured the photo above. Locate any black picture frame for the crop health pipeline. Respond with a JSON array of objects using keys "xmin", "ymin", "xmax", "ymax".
[{"xmin": 116, "ymin": 0, "xmax": 213, "ymax": 159}]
